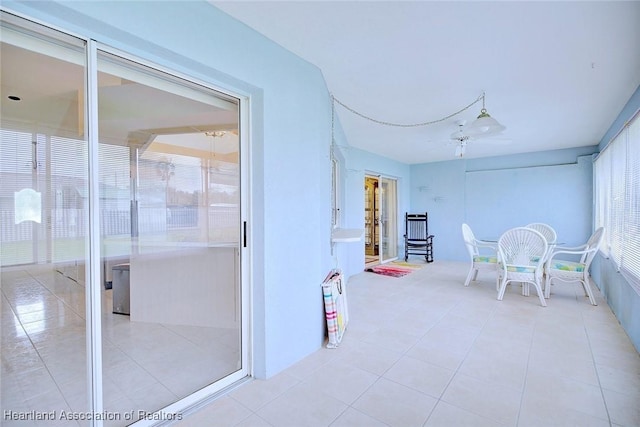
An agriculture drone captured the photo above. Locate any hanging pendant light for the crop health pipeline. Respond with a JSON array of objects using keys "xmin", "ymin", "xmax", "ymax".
[{"xmin": 465, "ymin": 92, "xmax": 505, "ymax": 138}]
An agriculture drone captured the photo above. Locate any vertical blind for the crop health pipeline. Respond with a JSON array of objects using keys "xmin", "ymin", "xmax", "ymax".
[{"xmin": 594, "ymin": 110, "xmax": 640, "ymax": 292}]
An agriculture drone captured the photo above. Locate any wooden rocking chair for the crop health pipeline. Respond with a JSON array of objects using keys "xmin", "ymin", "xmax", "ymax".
[{"xmin": 404, "ymin": 212, "xmax": 434, "ymax": 262}]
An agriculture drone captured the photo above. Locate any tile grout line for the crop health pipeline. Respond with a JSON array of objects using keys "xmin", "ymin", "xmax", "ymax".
[
  {"xmin": 582, "ymin": 307, "xmax": 614, "ymax": 426},
  {"xmin": 428, "ymin": 291, "xmax": 510, "ymax": 426},
  {"xmin": 7, "ymin": 270, "xmax": 78, "ymax": 416}
]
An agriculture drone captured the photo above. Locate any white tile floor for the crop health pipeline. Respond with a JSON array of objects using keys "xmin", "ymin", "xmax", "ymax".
[
  {"xmin": 176, "ymin": 260, "xmax": 640, "ymax": 427},
  {"xmin": 2, "ymin": 260, "xmax": 639, "ymax": 426}
]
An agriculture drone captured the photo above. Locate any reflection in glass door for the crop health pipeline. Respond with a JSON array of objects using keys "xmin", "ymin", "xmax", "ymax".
[
  {"xmin": 97, "ymin": 52, "xmax": 243, "ymax": 423},
  {"xmin": 1, "ymin": 11, "xmax": 247, "ymax": 426},
  {"xmin": 380, "ymin": 177, "xmax": 398, "ymax": 263},
  {"xmin": 1, "ymin": 15, "xmax": 91, "ymax": 420},
  {"xmin": 364, "ymin": 176, "xmax": 379, "ymax": 259}
]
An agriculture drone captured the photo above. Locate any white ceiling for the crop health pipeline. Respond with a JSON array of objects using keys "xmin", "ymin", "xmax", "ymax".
[{"xmin": 212, "ymin": 1, "xmax": 640, "ymax": 164}]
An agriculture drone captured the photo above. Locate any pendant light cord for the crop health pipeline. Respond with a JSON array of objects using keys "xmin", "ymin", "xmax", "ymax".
[{"xmin": 331, "ymin": 92, "xmax": 484, "ymax": 128}]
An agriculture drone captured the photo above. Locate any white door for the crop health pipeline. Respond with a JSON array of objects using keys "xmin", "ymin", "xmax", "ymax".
[
  {"xmin": 364, "ymin": 174, "xmax": 398, "ymax": 264},
  {"xmin": 380, "ymin": 177, "xmax": 398, "ymax": 263}
]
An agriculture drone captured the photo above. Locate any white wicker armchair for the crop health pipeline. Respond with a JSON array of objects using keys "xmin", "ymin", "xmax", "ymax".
[
  {"xmin": 497, "ymin": 227, "xmax": 548, "ymax": 307},
  {"xmin": 544, "ymin": 227, "xmax": 605, "ymax": 305},
  {"xmin": 524, "ymin": 222, "xmax": 557, "ymax": 295},
  {"xmin": 461, "ymin": 223, "xmax": 498, "ymax": 288},
  {"xmin": 525, "ymin": 223, "xmax": 557, "ymax": 246}
]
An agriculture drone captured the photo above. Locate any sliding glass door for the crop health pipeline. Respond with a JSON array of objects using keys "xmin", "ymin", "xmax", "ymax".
[
  {"xmin": 380, "ymin": 177, "xmax": 398, "ymax": 263},
  {"xmin": 1, "ymin": 15, "xmax": 91, "ymax": 421},
  {"xmin": 97, "ymin": 52, "xmax": 243, "ymax": 421},
  {"xmin": 1, "ymin": 11, "xmax": 247, "ymax": 426}
]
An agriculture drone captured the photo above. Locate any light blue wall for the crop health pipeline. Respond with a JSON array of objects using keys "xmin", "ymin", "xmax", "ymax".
[
  {"xmin": 598, "ymin": 85, "xmax": 640, "ymax": 147},
  {"xmin": 6, "ymin": 0, "xmax": 638, "ymax": 380},
  {"xmin": 410, "ymin": 160, "xmax": 466, "ymax": 261},
  {"xmin": 591, "ymin": 85, "xmax": 640, "ymax": 353},
  {"xmin": 410, "ymin": 147, "xmax": 597, "ymax": 261},
  {"xmin": 5, "ymin": 0, "xmax": 335, "ymax": 378}
]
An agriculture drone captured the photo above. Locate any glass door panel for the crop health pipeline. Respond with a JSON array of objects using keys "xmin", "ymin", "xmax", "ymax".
[
  {"xmin": 380, "ymin": 177, "xmax": 398, "ymax": 262},
  {"xmin": 97, "ymin": 52, "xmax": 242, "ymax": 423},
  {"xmin": 2, "ymin": 13, "xmax": 247, "ymax": 424},
  {"xmin": 1, "ymin": 14, "xmax": 90, "ymax": 421},
  {"xmin": 364, "ymin": 176, "xmax": 379, "ymax": 258}
]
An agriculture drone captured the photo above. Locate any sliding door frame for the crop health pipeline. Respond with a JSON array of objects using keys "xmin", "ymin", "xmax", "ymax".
[
  {"xmin": 364, "ymin": 172, "xmax": 399, "ymax": 265},
  {"xmin": 91, "ymin": 41, "xmax": 253, "ymax": 426},
  {"xmin": 2, "ymin": 9, "xmax": 252, "ymax": 426},
  {"xmin": 379, "ymin": 176, "xmax": 398, "ymax": 263}
]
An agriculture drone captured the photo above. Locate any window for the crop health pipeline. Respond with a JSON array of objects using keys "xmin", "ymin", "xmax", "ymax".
[{"xmin": 594, "ymin": 109, "xmax": 640, "ymax": 292}]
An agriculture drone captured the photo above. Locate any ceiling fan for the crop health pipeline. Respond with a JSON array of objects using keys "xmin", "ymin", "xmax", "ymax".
[
  {"xmin": 204, "ymin": 130, "xmax": 238, "ymax": 138},
  {"xmin": 449, "ymin": 119, "xmax": 510, "ymax": 158},
  {"xmin": 449, "ymin": 120, "xmax": 474, "ymax": 158}
]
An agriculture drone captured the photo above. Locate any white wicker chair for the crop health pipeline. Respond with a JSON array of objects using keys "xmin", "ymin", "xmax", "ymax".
[
  {"xmin": 461, "ymin": 223, "xmax": 499, "ymax": 288},
  {"xmin": 525, "ymin": 223, "xmax": 557, "ymax": 246},
  {"xmin": 544, "ymin": 227, "xmax": 604, "ymax": 305},
  {"xmin": 497, "ymin": 227, "xmax": 548, "ymax": 307},
  {"xmin": 524, "ymin": 223, "xmax": 557, "ymax": 296}
]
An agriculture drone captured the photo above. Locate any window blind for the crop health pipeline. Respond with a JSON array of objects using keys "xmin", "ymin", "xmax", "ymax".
[
  {"xmin": 594, "ymin": 110, "xmax": 640, "ymax": 293},
  {"xmin": 621, "ymin": 117, "xmax": 640, "ymax": 286}
]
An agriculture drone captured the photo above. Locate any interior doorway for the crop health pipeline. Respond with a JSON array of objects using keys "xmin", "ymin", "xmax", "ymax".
[{"xmin": 364, "ymin": 174, "xmax": 398, "ymax": 266}]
